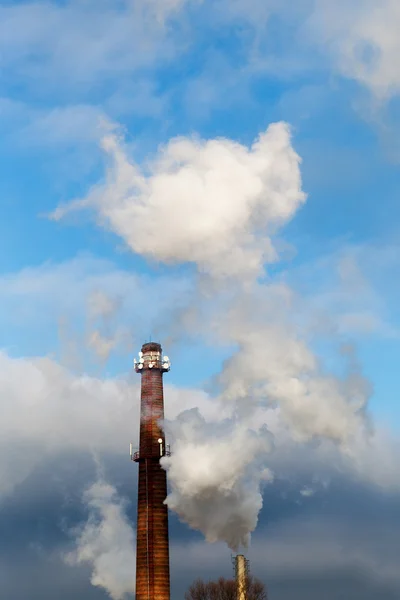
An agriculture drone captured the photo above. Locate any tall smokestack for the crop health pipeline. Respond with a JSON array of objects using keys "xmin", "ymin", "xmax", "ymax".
[
  {"xmin": 234, "ymin": 555, "xmax": 249, "ymax": 600},
  {"xmin": 132, "ymin": 342, "xmax": 171, "ymax": 600}
]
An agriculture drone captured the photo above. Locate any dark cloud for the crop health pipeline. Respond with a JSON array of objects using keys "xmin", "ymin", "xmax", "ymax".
[
  {"xmin": 267, "ymin": 572, "xmax": 400, "ymax": 600},
  {"xmin": 1, "ymin": 557, "xmax": 109, "ymax": 600},
  {"xmin": 1, "ymin": 450, "xmax": 400, "ymax": 600}
]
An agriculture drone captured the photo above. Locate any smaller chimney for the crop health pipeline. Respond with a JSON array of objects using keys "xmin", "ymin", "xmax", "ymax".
[{"xmin": 234, "ymin": 554, "xmax": 249, "ymax": 600}]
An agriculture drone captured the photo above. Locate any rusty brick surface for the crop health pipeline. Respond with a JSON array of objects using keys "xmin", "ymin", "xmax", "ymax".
[{"xmin": 135, "ymin": 342, "xmax": 170, "ymax": 600}]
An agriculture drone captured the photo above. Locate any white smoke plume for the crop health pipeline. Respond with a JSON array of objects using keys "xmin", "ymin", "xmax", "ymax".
[
  {"xmin": 161, "ymin": 408, "xmax": 273, "ymax": 550},
  {"xmin": 52, "ymin": 121, "xmax": 371, "ymax": 549},
  {"xmin": 65, "ymin": 479, "xmax": 136, "ymax": 600},
  {"xmin": 213, "ymin": 283, "xmax": 371, "ymax": 444}
]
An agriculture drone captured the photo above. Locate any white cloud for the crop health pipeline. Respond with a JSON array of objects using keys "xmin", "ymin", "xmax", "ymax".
[
  {"xmin": 0, "ymin": 347, "xmax": 214, "ymax": 498},
  {"xmin": 215, "ymin": 0, "xmax": 400, "ymax": 101},
  {"xmin": 180, "ymin": 0, "xmax": 400, "ymax": 103},
  {"xmin": 51, "ymin": 123, "xmax": 306, "ymax": 280},
  {"xmin": 287, "ymin": 243, "xmax": 400, "ymax": 340},
  {"xmin": 0, "ymin": 99, "xmax": 109, "ymax": 185},
  {"xmin": 2, "ymin": 0, "xmax": 399, "ymax": 164},
  {"xmin": 0, "ymin": 351, "xmax": 134, "ymax": 496},
  {"xmin": 0, "ymin": 254, "xmax": 191, "ymax": 365},
  {"xmin": 14, "ymin": 104, "xmax": 105, "ymax": 148},
  {"xmin": 308, "ymin": 0, "xmax": 400, "ymax": 100},
  {"xmin": 0, "ymin": 255, "xmax": 179, "ymax": 314},
  {"xmin": 0, "ymin": 0, "xmax": 185, "ymax": 91}
]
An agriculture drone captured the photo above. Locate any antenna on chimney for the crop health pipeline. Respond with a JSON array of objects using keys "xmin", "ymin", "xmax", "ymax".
[{"xmin": 158, "ymin": 437, "xmax": 163, "ymax": 456}]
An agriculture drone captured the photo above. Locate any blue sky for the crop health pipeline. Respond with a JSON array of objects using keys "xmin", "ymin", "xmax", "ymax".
[
  {"xmin": 2, "ymin": 0, "xmax": 400, "ymax": 417},
  {"xmin": 2, "ymin": 1, "xmax": 400, "ymax": 599}
]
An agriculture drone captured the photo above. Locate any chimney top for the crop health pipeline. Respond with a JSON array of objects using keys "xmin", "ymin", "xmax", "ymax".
[{"xmin": 141, "ymin": 341, "xmax": 162, "ymax": 353}]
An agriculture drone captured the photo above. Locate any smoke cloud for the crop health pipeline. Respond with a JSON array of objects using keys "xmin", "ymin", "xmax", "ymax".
[
  {"xmin": 52, "ymin": 121, "xmax": 371, "ymax": 549},
  {"xmin": 161, "ymin": 408, "xmax": 273, "ymax": 550},
  {"xmin": 65, "ymin": 479, "xmax": 136, "ymax": 600},
  {"xmin": 213, "ymin": 284, "xmax": 370, "ymax": 444}
]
